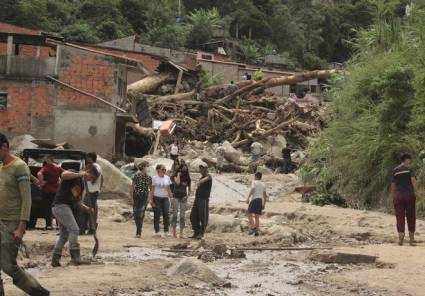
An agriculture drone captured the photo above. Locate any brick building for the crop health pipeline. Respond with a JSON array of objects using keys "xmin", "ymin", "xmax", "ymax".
[{"xmin": 0, "ymin": 23, "xmax": 160, "ymax": 158}]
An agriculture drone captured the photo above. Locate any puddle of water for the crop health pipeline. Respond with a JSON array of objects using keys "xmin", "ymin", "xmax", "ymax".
[
  {"xmin": 105, "ymin": 247, "xmax": 327, "ymax": 296},
  {"xmin": 100, "ymin": 247, "xmax": 169, "ymax": 262},
  {"xmin": 208, "ymin": 251, "xmax": 317, "ymax": 296}
]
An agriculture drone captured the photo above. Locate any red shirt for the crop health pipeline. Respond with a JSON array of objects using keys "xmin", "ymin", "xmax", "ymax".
[{"xmin": 39, "ymin": 164, "xmax": 64, "ymax": 193}]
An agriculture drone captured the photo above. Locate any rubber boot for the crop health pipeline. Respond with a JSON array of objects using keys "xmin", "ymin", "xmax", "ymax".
[
  {"xmin": 70, "ymin": 249, "xmax": 91, "ymax": 266},
  {"xmin": 409, "ymin": 232, "xmax": 416, "ymax": 246},
  {"xmin": 398, "ymin": 232, "xmax": 405, "ymax": 246},
  {"xmin": 0, "ymin": 279, "xmax": 4, "ymax": 296},
  {"xmin": 51, "ymin": 252, "xmax": 61, "ymax": 267},
  {"xmin": 28, "ymin": 286, "xmax": 50, "ymax": 296}
]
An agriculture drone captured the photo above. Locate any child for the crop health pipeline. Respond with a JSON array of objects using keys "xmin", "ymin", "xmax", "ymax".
[{"xmin": 246, "ymin": 172, "xmax": 267, "ymax": 236}]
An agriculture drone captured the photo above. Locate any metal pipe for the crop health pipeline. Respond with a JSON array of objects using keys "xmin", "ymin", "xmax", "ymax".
[{"xmin": 46, "ymin": 75, "xmax": 127, "ymax": 113}]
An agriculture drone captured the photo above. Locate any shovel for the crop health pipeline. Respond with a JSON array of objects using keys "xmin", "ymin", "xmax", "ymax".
[{"xmin": 88, "ymin": 210, "xmax": 99, "ymax": 258}]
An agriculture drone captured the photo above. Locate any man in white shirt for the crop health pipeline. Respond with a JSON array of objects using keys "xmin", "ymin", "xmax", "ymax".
[
  {"xmin": 246, "ymin": 172, "xmax": 267, "ymax": 236},
  {"xmin": 80, "ymin": 152, "xmax": 102, "ymax": 235}
]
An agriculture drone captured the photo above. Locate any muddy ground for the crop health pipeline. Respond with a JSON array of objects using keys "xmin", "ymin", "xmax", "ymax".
[{"xmin": 4, "ymin": 173, "xmax": 425, "ymax": 296}]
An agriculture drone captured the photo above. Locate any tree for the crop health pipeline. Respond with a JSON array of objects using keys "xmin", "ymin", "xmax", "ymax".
[{"xmin": 186, "ymin": 8, "xmax": 223, "ymax": 48}]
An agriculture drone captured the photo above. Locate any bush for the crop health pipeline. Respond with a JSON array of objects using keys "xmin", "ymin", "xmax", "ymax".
[{"xmin": 309, "ymin": 192, "xmax": 347, "ymax": 207}]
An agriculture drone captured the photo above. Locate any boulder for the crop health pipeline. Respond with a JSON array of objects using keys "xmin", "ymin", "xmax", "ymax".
[
  {"xmin": 9, "ymin": 135, "xmax": 37, "ymax": 153},
  {"xmin": 260, "ymin": 135, "xmax": 287, "ymax": 158},
  {"xmin": 139, "ymin": 156, "xmax": 175, "ymax": 176},
  {"xmin": 168, "ymin": 258, "xmax": 223, "ymax": 284},
  {"xmin": 310, "ymin": 251, "xmax": 377, "ymax": 264},
  {"xmin": 222, "ymin": 141, "xmax": 242, "ymax": 163},
  {"xmin": 189, "ymin": 159, "xmax": 208, "ymax": 173},
  {"xmin": 207, "ymin": 214, "xmax": 240, "ymax": 233},
  {"xmin": 97, "ymin": 156, "xmax": 132, "ymax": 198},
  {"xmin": 257, "ymin": 165, "xmax": 273, "ymax": 175}
]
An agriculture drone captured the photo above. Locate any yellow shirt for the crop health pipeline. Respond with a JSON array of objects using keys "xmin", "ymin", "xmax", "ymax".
[{"xmin": 0, "ymin": 158, "xmax": 32, "ymax": 221}]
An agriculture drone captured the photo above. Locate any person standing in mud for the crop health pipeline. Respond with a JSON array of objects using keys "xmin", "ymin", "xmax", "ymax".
[
  {"xmin": 281, "ymin": 144, "xmax": 292, "ymax": 174},
  {"xmin": 190, "ymin": 165, "xmax": 212, "ymax": 240},
  {"xmin": 171, "ymin": 163, "xmax": 191, "ymax": 238},
  {"xmin": 150, "ymin": 164, "xmax": 173, "ymax": 237},
  {"xmin": 246, "ymin": 172, "xmax": 267, "ymax": 236},
  {"xmin": 51, "ymin": 165, "xmax": 98, "ymax": 267},
  {"xmin": 170, "ymin": 140, "xmax": 179, "ymax": 162},
  {"xmin": 0, "ymin": 133, "xmax": 50, "ymax": 295},
  {"xmin": 79, "ymin": 152, "xmax": 103, "ymax": 235},
  {"xmin": 37, "ymin": 155, "xmax": 63, "ymax": 230},
  {"xmin": 391, "ymin": 153, "xmax": 421, "ymax": 246},
  {"xmin": 130, "ymin": 161, "xmax": 152, "ymax": 238}
]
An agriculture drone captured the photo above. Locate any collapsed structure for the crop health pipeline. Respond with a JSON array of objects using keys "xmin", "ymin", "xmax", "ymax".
[{"xmin": 0, "ymin": 23, "xmax": 332, "ymax": 162}]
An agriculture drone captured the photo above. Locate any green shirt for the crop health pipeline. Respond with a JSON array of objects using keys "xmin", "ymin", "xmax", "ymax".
[{"xmin": 0, "ymin": 158, "xmax": 32, "ymax": 221}]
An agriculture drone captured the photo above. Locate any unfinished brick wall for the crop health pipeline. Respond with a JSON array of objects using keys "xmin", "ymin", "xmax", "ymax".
[
  {"xmin": 56, "ymin": 46, "xmax": 116, "ymax": 110},
  {"xmin": 0, "ymin": 80, "xmax": 53, "ymax": 134},
  {"xmin": 83, "ymin": 45, "xmax": 161, "ymax": 72}
]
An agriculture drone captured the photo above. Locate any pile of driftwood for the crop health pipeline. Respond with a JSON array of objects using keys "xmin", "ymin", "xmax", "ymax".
[{"xmin": 128, "ymin": 70, "xmax": 335, "ymax": 150}]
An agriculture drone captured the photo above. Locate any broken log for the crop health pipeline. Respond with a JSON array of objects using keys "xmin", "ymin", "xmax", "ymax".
[
  {"xmin": 234, "ymin": 247, "xmax": 331, "ymax": 251},
  {"xmin": 204, "ymin": 80, "xmax": 252, "ymax": 98},
  {"xmin": 128, "ymin": 73, "xmax": 174, "ymax": 95},
  {"xmin": 216, "ymin": 70, "xmax": 337, "ymax": 105},
  {"xmin": 151, "ymin": 90, "xmax": 195, "ymax": 103},
  {"xmin": 233, "ymin": 119, "xmax": 296, "ymax": 148}
]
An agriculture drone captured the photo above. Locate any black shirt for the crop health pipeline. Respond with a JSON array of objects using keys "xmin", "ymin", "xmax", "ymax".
[
  {"xmin": 195, "ymin": 175, "xmax": 212, "ymax": 200},
  {"xmin": 392, "ymin": 164, "xmax": 416, "ymax": 195},
  {"xmin": 54, "ymin": 177, "xmax": 83, "ymax": 207},
  {"xmin": 282, "ymin": 147, "xmax": 291, "ymax": 160}
]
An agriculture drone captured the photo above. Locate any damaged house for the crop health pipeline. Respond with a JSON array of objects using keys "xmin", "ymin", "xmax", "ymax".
[{"xmin": 0, "ymin": 23, "xmax": 163, "ymax": 158}]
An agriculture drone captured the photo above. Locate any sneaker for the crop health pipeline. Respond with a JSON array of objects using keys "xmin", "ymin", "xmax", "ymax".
[
  {"xmin": 164, "ymin": 232, "xmax": 171, "ymax": 237},
  {"xmin": 248, "ymin": 228, "xmax": 256, "ymax": 235},
  {"xmin": 135, "ymin": 234, "xmax": 141, "ymax": 239},
  {"xmin": 195, "ymin": 233, "xmax": 204, "ymax": 240},
  {"xmin": 254, "ymin": 230, "xmax": 260, "ymax": 237},
  {"xmin": 154, "ymin": 232, "xmax": 162, "ymax": 238}
]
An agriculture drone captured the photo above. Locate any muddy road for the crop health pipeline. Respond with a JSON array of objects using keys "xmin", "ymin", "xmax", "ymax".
[{"xmin": 5, "ymin": 174, "xmax": 425, "ymax": 296}]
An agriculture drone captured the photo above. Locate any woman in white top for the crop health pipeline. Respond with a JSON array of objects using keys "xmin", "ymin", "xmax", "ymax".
[
  {"xmin": 150, "ymin": 164, "xmax": 173, "ymax": 237},
  {"xmin": 170, "ymin": 140, "xmax": 179, "ymax": 161}
]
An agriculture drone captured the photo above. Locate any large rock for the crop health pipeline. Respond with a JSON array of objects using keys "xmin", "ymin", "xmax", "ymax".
[
  {"xmin": 260, "ymin": 135, "xmax": 287, "ymax": 158},
  {"xmin": 168, "ymin": 258, "xmax": 223, "ymax": 284},
  {"xmin": 189, "ymin": 159, "xmax": 208, "ymax": 173},
  {"xmin": 138, "ymin": 156, "xmax": 175, "ymax": 176},
  {"xmin": 257, "ymin": 165, "xmax": 273, "ymax": 175},
  {"xmin": 97, "ymin": 156, "xmax": 132, "ymax": 198},
  {"xmin": 9, "ymin": 135, "xmax": 37, "ymax": 153},
  {"xmin": 207, "ymin": 214, "xmax": 240, "ymax": 233},
  {"xmin": 310, "ymin": 251, "xmax": 377, "ymax": 264},
  {"xmin": 222, "ymin": 141, "xmax": 242, "ymax": 163}
]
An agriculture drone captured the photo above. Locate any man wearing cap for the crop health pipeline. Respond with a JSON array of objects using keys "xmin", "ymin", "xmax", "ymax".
[{"xmin": 190, "ymin": 164, "xmax": 212, "ymax": 239}]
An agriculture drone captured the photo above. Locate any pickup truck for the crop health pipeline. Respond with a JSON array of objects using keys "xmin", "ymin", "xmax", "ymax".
[{"xmin": 22, "ymin": 148, "xmax": 86, "ymax": 229}]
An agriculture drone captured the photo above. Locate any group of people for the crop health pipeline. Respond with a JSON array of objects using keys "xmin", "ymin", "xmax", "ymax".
[
  {"xmin": 0, "ymin": 129, "xmax": 422, "ymax": 295},
  {"xmin": 130, "ymin": 158, "xmax": 212, "ymax": 240},
  {"xmin": 0, "ymin": 133, "xmax": 105, "ymax": 295}
]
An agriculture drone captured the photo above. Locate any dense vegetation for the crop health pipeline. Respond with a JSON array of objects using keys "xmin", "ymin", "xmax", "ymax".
[
  {"xmin": 301, "ymin": 2, "xmax": 425, "ymax": 211},
  {"xmin": 0, "ymin": 0, "xmax": 408, "ymax": 69}
]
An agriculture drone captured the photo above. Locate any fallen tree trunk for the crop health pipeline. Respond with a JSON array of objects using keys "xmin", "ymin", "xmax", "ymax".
[
  {"xmin": 204, "ymin": 80, "xmax": 252, "ymax": 98},
  {"xmin": 216, "ymin": 70, "xmax": 337, "ymax": 105},
  {"xmin": 150, "ymin": 90, "xmax": 195, "ymax": 104},
  {"xmin": 128, "ymin": 73, "xmax": 174, "ymax": 95}
]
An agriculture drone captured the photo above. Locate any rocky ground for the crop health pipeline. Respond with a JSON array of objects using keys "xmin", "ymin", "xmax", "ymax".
[{"xmin": 4, "ymin": 173, "xmax": 425, "ymax": 296}]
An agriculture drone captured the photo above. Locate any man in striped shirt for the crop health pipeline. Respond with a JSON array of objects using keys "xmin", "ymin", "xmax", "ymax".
[{"xmin": 391, "ymin": 153, "xmax": 421, "ymax": 246}]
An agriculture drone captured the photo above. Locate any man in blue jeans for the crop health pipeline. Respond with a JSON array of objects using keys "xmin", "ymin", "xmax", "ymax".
[{"xmin": 51, "ymin": 165, "xmax": 98, "ymax": 267}]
